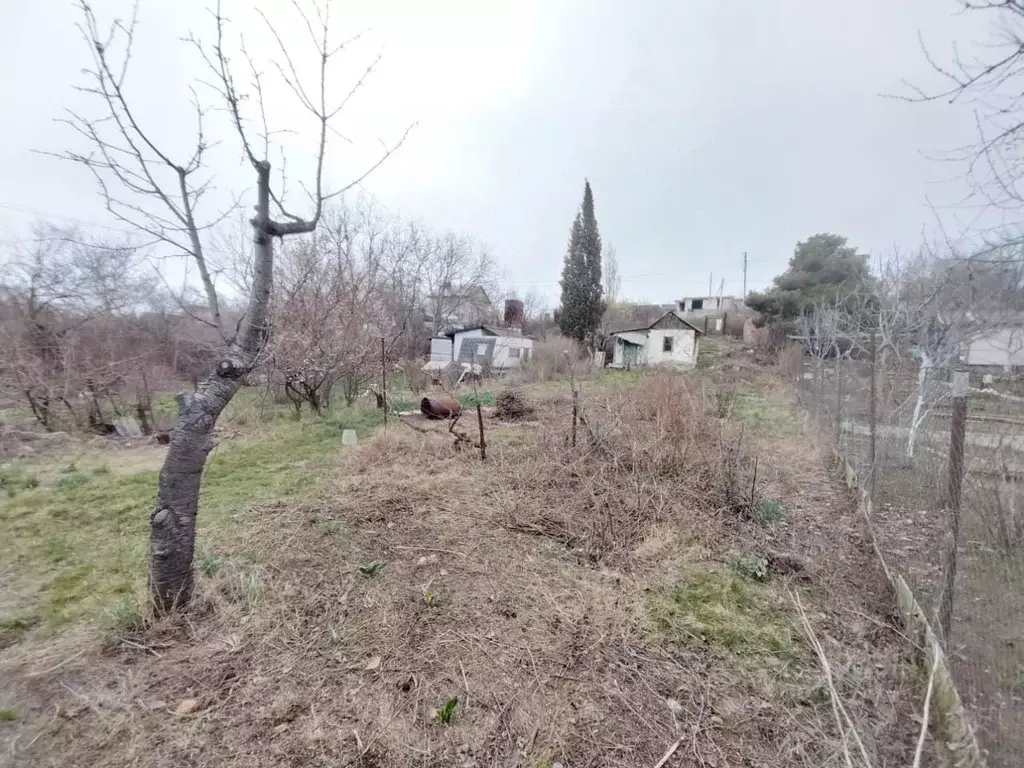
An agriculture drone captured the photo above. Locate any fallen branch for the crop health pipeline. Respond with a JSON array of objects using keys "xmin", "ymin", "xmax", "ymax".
[
  {"xmin": 652, "ymin": 738, "xmax": 682, "ymax": 768},
  {"xmin": 393, "ymin": 545, "xmax": 467, "ymax": 557},
  {"xmin": 913, "ymin": 657, "xmax": 937, "ymax": 768}
]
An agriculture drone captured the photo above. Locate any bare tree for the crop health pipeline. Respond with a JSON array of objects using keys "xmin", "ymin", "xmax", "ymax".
[
  {"xmin": 0, "ymin": 224, "xmax": 153, "ymax": 432},
  {"xmin": 838, "ymin": 245, "xmax": 1024, "ymax": 460},
  {"xmin": 54, "ymin": 0, "xmax": 408, "ymax": 612},
  {"xmin": 272, "ymin": 201, "xmax": 399, "ymax": 412},
  {"xmin": 909, "ymin": 2, "xmax": 1024, "ymax": 218},
  {"xmin": 421, "ymin": 231, "xmax": 497, "ymax": 334},
  {"xmin": 377, "ymin": 218, "xmax": 431, "ymax": 358},
  {"xmin": 603, "ymin": 244, "xmax": 621, "ymax": 307}
]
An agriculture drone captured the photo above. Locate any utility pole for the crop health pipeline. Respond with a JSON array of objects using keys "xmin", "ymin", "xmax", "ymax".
[
  {"xmin": 708, "ymin": 272, "xmax": 713, "ymax": 297},
  {"xmin": 742, "ymin": 252, "xmax": 748, "ymax": 298}
]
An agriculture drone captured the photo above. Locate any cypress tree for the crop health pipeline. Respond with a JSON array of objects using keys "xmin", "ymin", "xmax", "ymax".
[{"xmin": 558, "ymin": 180, "xmax": 604, "ymax": 344}]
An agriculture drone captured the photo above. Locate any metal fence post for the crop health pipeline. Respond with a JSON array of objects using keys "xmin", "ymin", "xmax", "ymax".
[
  {"xmin": 868, "ymin": 331, "xmax": 876, "ymax": 468},
  {"xmin": 938, "ymin": 368, "xmax": 968, "ymax": 642},
  {"xmin": 381, "ymin": 336, "xmax": 387, "ymax": 428},
  {"xmin": 835, "ymin": 353, "xmax": 843, "ymax": 449},
  {"xmin": 869, "ymin": 330, "xmax": 877, "ymax": 499}
]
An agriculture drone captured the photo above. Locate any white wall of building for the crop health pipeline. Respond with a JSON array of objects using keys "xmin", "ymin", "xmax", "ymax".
[
  {"xmin": 430, "ymin": 336, "xmax": 453, "ymax": 362},
  {"xmin": 450, "ymin": 329, "xmax": 533, "ymax": 370},
  {"xmin": 966, "ymin": 328, "xmax": 1024, "ymax": 369},
  {"xmin": 645, "ymin": 328, "xmax": 697, "ymax": 366},
  {"xmin": 491, "ymin": 337, "xmax": 533, "ymax": 370},
  {"xmin": 611, "ymin": 328, "xmax": 698, "ymax": 367},
  {"xmin": 452, "ymin": 328, "xmax": 488, "ymax": 362}
]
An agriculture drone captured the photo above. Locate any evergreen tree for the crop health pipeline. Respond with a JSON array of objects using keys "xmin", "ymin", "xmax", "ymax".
[
  {"xmin": 558, "ymin": 180, "xmax": 604, "ymax": 344},
  {"xmin": 747, "ymin": 233, "xmax": 872, "ymax": 327}
]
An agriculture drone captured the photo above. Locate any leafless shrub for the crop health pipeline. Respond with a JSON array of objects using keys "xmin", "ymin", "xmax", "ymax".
[
  {"xmin": 775, "ymin": 344, "xmax": 804, "ymax": 383},
  {"xmin": 0, "ymin": 226, "xmax": 170, "ymax": 433},
  {"xmin": 399, "ymin": 359, "xmax": 426, "ymax": 397},
  {"xmin": 518, "ymin": 336, "xmax": 575, "ymax": 382},
  {"xmin": 270, "ymin": 202, "xmax": 404, "ymax": 414}
]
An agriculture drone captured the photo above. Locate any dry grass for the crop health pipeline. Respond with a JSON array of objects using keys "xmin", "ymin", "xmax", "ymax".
[
  {"xmin": 517, "ymin": 336, "xmax": 578, "ymax": 382},
  {"xmin": 0, "ymin": 369, "xmax": 934, "ymax": 767}
]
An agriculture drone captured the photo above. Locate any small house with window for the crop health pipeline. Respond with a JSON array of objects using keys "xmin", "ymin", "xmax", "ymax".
[
  {"xmin": 444, "ymin": 325, "xmax": 534, "ymax": 373},
  {"xmin": 608, "ymin": 311, "xmax": 702, "ymax": 368}
]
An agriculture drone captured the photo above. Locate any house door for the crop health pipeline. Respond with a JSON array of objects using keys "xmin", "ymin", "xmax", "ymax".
[{"xmin": 622, "ymin": 342, "xmax": 640, "ymax": 367}]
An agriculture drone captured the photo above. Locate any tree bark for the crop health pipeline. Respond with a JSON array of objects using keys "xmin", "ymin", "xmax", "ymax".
[
  {"xmin": 149, "ymin": 365, "xmax": 245, "ymax": 612},
  {"xmin": 906, "ymin": 358, "xmax": 930, "ymax": 461},
  {"xmin": 149, "ymin": 161, "xmax": 277, "ymax": 614}
]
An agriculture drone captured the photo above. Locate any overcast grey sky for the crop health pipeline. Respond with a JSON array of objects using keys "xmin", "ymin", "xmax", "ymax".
[{"xmin": 0, "ymin": 0, "xmax": 1002, "ymax": 308}]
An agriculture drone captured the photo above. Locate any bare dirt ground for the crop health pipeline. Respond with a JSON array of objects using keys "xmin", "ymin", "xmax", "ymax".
[{"xmin": 1, "ymin": 369, "xmax": 933, "ymax": 767}]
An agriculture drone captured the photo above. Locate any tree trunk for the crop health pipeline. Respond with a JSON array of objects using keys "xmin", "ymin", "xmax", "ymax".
[
  {"xmin": 135, "ymin": 401, "xmax": 152, "ymax": 436},
  {"xmin": 905, "ymin": 360, "xmax": 930, "ymax": 461},
  {"xmin": 149, "ymin": 161, "xmax": 277, "ymax": 614},
  {"xmin": 149, "ymin": 363, "xmax": 247, "ymax": 612}
]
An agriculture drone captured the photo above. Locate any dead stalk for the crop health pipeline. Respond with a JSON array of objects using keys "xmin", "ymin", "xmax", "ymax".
[
  {"xmin": 652, "ymin": 737, "xmax": 683, "ymax": 767},
  {"xmin": 912, "ymin": 658, "xmax": 937, "ymax": 768},
  {"xmin": 793, "ymin": 591, "xmax": 871, "ymax": 768},
  {"xmin": 566, "ymin": 350, "xmax": 579, "ymax": 448}
]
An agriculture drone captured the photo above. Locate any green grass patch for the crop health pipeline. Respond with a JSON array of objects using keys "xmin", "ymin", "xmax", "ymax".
[
  {"xmin": 648, "ymin": 568, "xmax": 800, "ymax": 661},
  {"xmin": 0, "ymin": 709, "xmax": 17, "ymax": 722},
  {"xmin": 729, "ymin": 389, "xmax": 799, "ymax": 435},
  {"xmin": 596, "ymin": 368, "xmax": 649, "ymax": 386},
  {"xmin": 388, "ymin": 395, "xmax": 417, "ymax": 413},
  {"xmin": 0, "ymin": 403, "xmax": 382, "ymax": 629},
  {"xmin": 458, "ymin": 391, "xmax": 496, "ymax": 408},
  {"xmin": 55, "ymin": 470, "xmax": 90, "ymax": 492},
  {"xmin": 729, "ymin": 552, "xmax": 770, "ymax": 582},
  {"xmin": 1, "ymin": 466, "xmax": 40, "ymax": 498},
  {"xmin": 197, "ymin": 550, "xmax": 224, "ymax": 576},
  {"xmin": 111, "ymin": 595, "xmax": 146, "ymax": 633},
  {"xmin": 358, "ymin": 560, "xmax": 385, "ymax": 578},
  {"xmin": 435, "ymin": 696, "xmax": 458, "ymax": 725},
  {"xmin": 755, "ymin": 499, "xmax": 785, "ymax": 523},
  {"xmin": 0, "ymin": 613, "xmax": 41, "ymax": 648}
]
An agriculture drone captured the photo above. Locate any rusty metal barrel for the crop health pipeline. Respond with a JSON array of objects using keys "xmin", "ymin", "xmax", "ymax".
[{"xmin": 420, "ymin": 395, "xmax": 462, "ymax": 420}]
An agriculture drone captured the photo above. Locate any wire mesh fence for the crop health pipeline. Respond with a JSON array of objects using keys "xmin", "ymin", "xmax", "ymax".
[{"xmin": 791, "ymin": 346, "xmax": 1024, "ymax": 768}]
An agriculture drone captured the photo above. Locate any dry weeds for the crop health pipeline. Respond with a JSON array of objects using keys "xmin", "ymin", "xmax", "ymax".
[{"xmin": 1, "ymin": 370, "xmax": 934, "ymax": 767}]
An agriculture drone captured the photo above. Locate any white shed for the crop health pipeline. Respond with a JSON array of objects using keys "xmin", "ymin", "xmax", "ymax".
[
  {"xmin": 609, "ymin": 311, "xmax": 702, "ymax": 368},
  {"xmin": 446, "ymin": 325, "xmax": 534, "ymax": 372},
  {"xmin": 429, "ymin": 336, "xmax": 453, "ymax": 362},
  {"xmin": 965, "ymin": 327, "xmax": 1024, "ymax": 370}
]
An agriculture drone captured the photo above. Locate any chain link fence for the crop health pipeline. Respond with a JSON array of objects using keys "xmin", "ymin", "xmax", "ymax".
[{"xmin": 792, "ymin": 347, "xmax": 1024, "ymax": 768}]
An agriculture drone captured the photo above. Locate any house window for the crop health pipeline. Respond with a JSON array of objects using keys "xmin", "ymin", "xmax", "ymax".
[
  {"xmin": 477, "ymin": 342, "xmax": 489, "ymax": 356},
  {"xmin": 509, "ymin": 348, "xmax": 521, "ymax": 358},
  {"xmin": 691, "ymin": 298, "xmax": 704, "ymax": 310},
  {"xmin": 663, "ymin": 335, "xmax": 674, "ymax": 352}
]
